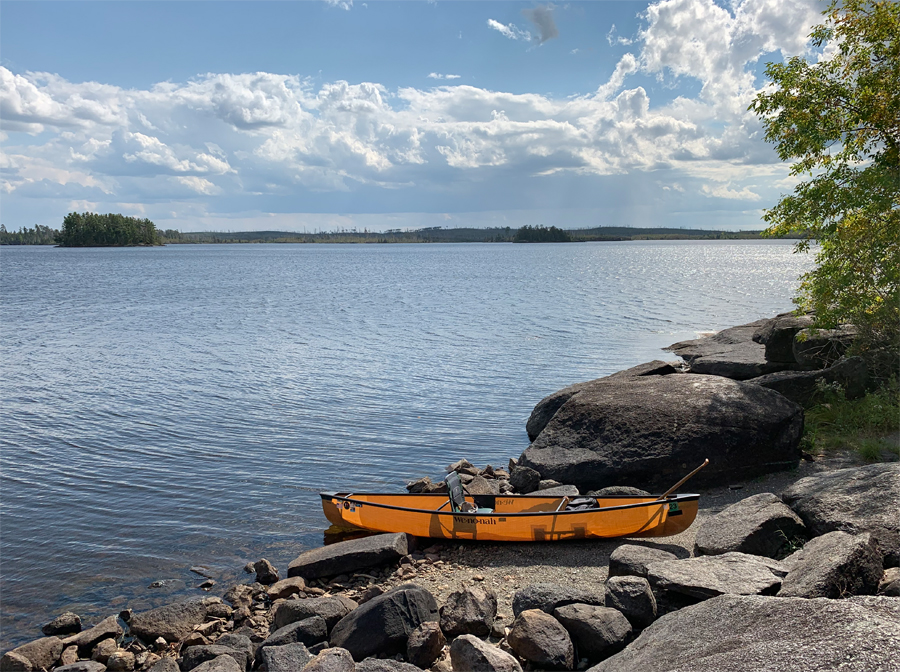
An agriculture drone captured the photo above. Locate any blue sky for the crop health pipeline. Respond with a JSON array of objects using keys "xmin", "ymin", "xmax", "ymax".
[{"xmin": 1, "ymin": 0, "xmax": 825, "ymax": 232}]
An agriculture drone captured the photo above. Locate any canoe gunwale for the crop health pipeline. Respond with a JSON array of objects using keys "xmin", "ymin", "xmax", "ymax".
[{"xmin": 319, "ymin": 491, "xmax": 700, "ymax": 518}]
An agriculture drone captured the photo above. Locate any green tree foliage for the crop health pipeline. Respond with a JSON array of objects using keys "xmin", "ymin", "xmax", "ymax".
[
  {"xmin": 56, "ymin": 212, "xmax": 163, "ymax": 247},
  {"xmin": 0, "ymin": 224, "xmax": 60, "ymax": 245},
  {"xmin": 514, "ymin": 225, "xmax": 572, "ymax": 243},
  {"xmin": 750, "ymin": 0, "xmax": 899, "ymax": 351}
]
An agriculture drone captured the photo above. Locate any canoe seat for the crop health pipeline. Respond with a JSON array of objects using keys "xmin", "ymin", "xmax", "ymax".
[{"xmin": 446, "ymin": 472, "xmax": 493, "ymax": 514}]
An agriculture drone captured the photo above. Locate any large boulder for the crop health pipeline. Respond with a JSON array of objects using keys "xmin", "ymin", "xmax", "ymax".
[
  {"xmin": 449, "ymin": 635, "xmax": 523, "ymax": 672},
  {"xmin": 130, "ymin": 601, "xmax": 208, "ymax": 643},
  {"xmin": 42, "ymin": 612, "xmax": 82, "ymax": 637},
  {"xmin": 507, "ymin": 609, "xmax": 574, "ymax": 671},
  {"xmin": 779, "ymin": 531, "xmax": 883, "ymax": 598},
  {"xmin": 747, "ymin": 356, "xmax": 868, "ymax": 406},
  {"xmin": 781, "ymin": 463, "xmax": 900, "ymax": 566},
  {"xmin": 604, "ymin": 576, "xmax": 657, "ymax": 629},
  {"xmin": 272, "ymin": 596, "xmax": 358, "ymax": 633},
  {"xmin": 752, "ymin": 313, "xmax": 815, "ymax": 363},
  {"xmin": 520, "ymin": 374, "xmax": 803, "ymax": 491},
  {"xmin": 2, "ymin": 637, "xmax": 64, "ymax": 671},
  {"xmin": 647, "ymin": 553, "xmax": 789, "ymax": 601},
  {"xmin": 667, "ymin": 320, "xmax": 770, "ymax": 362},
  {"xmin": 258, "ymin": 643, "xmax": 313, "ymax": 672},
  {"xmin": 586, "ymin": 595, "xmax": 900, "ymax": 672},
  {"xmin": 439, "ymin": 585, "xmax": 497, "ymax": 637},
  {"xmin": 694, "ymin": 492, "xmax": 807, "ymax": 558},
  {"xmin": 181, "ymin": 645, "xmax": 248, "ymax": 672},
  {"xmin": 608, "ymin": 545, "xmax": 682, "ymax": 579},
  {"xmin": 526, "ymin": 361, "xmax": 678, "ymax": 441},
  {"xmin": 512, "ymin": 583, "xmax": 604, "ymax": 617},
  {"xmin": 62, "ymin": 615, "xmax": 124, "ymax": 653},
  {"xmin": 328, "ymin": 583, "xmax": 438, "ymax": 661},
  {"xmin": 300, "ymin": 648, "xmax": 354, "ymax": 672},
  {"xmin": 288, "ymin": 533, "xmax": 411, "ymax": 580},
  {"xmin": 553, "ymin": 603, "xmax": 632, "ymax": 663},
  {"xmin": 259, "ymin": 617, "xmax": 328, "ymax": 650},
  {"xmin": 793, "ymin": 326, "xmax": 857, "ymax": 368}
]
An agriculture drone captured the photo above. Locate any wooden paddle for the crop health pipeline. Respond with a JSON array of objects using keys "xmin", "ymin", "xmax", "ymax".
[{"xmin": 657, "ymin": 459, "xmax": 709, "ymax": 499}]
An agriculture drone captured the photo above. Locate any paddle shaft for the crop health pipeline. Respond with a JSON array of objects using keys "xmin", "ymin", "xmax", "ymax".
[{"xmin": 658, "ymin": 459, "xmax": 709, "ymax": 499}]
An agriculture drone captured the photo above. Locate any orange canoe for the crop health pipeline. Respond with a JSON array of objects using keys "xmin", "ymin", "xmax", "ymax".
[{"xmin": 319, "ymin": 491, "xmax": 699, "ymax": 542}]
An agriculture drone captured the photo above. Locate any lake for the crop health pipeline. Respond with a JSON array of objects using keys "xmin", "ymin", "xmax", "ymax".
[{"xmin": 0, "ymin": 240, "xmax": 812, "ymax": 648}]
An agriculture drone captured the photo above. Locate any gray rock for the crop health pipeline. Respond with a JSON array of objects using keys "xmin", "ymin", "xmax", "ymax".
[
  {"xmin": 406, "ymin": 621, "xmax": 445, "ymax": 669},
  {"xmin": 214, "ymin": 634, "xmax": 252, "ymax": 655},
  {"xmin": 509, "ymin": 466, "xmax": 541, "ymax": 494},
  {"xmin": 781, "ymin": 463, "xmax": 900, "ymax": 567},
  {"xmin": 439, "ymin": 585, "xmax": 497, "ymax": 637},
  {"xmin": 62, "ymin": 615, "xmax": 124, "ymax": 653},
  {"xmin": 748, "ymin": 356, "xmax": 868, "ymax": 406},
  {"xmin": 91, "ymin": 639, "xmax": 117, "ymax": 664},
  {"xmin": 539, "ymin": 479, "xmax": 563, "ymax": 490},
  {"xmin": 253, "ymin": 559, "xmax": 280, "ymax": 586},
  {"xmin": 586, "ymin": 595, "xmax": 900, "ymax": 672},
  {"xmin": 449, "ymin": 635, "xmax": 522, "ymax": 672},
  {"xmin": 260, "ymin": 617, "xmax": 328, "ymax": 650},
  {"xmin": 190, "ymin": 656, "xmax": 242, "ymax": 672},
  {"xmin": 356, "ymin": 660, "xmax": 423, "ymax": 672},
  {"xmin": 272, "ymin": 596, "xmax": 358, "ymax": 633},
  {"xmin": 604, "ymin": 576, "xmax": 657, "ymax": 629},
  {"xmin": 147, "ymin": 657, "xmax": 180, "ymax": 672},
  {"xmin": 524, "ymin": 484, "xmax": 580, "ymax": 497},
  {"xmin": 647, "ymin": 553, "xmax": 788, "ymax": 600},
  {"xmin": 608, "ymin": 545, "xmax": 681, "ymax": 579},
  {"xmin": 880, "ymin": 567, "xmax": 900, "ymax": 596},
  {"xmin": 182, "ymin": 646, "xmax": 248, "ymax": 672},
  {"xmin": 465, "ymin": 475, "xmax": 500, "ymax": 495},
  {"xmin": 793, "ymin": 326, "xmax": 857, "ymax": 368},
  {"xmin": 779, "ymin": 531, "xmax": 883, "ymax": 598},
  {"xmin": 42, "ymin": 612, "xmax": 82, "ymax": 637},
  {"xmin": 258, "ymin": 643, "xmax": 313, "ymax": 672},
  {"xmin": 300, "ymin": 648, "xmax": 355, "ymax": 672},
  {"xmin": 553, "ymin": 603, "xmax": 632, "ymax": 663},
  {"xmin": 329, "ymin": 583, "xmax": 438, "ymax": 661},
  {"xmin": 106, "ymin": 650, "xmax": 135, "ymax": 672},
  {"xmin": 51, "ymin": 663, "xmax": 108, "ymax": 672},
  {"xmin": 223, "ymin": 585, "xmax": 253, "ymax": 609},
  {"xmin": 130, "ymin": 601, "xmax": 207, "ymax": 643},
  {"xmin": 0, "ymin": 652, "xmax": 32, "ymax": 672},
  {"xmin": 3, "ymin": 637, "xmax": 64, "ymax": 671},
  {"xmin": 753, "ymin": 313, "xmax": 815, "ymax": 363},
  {"xmin": 688, "ymin": 343, "xmax": 790, "ymax": 380},
  {"xmin": 526, "ymin": 361, "xmax": 678, "ymax": 441},
  {"xmin": 267, "ymin": 577, "xmax": 307, "ymax": 600},
  {"xmin": 588, "ymin": 486, "xmax": 652, "ymax": 497},
  {"xmin": 519, "ymin": 374, "xmax": 803, "ymax": 492},
  {"xmin": 512, "ymin": 583, "xmax": 604, "ymax": 617},
  {"xmin": 694, "ymin": 492, "xmax": 807, "ymax": 558},
  {"xmin": 666, "ymin": 320, "xmax": 771, "ymax": 362},
  {"xmin": 288, "ymin": 533, "xmax": 411, "ymax": 580},
  {"xmin": 507, "ymin": 609, "xmax": 574, "ymax": 671}
]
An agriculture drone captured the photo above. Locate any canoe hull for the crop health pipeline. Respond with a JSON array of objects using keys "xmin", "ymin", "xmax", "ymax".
[{"xmin": 320, "ymin": 492, "xmax": 699, "ymax": 542}]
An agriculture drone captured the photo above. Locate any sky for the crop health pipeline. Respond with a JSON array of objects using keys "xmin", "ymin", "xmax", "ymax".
[{"xmin": 1, "ymin": 0, "xmax": 826, "ymax": 233}]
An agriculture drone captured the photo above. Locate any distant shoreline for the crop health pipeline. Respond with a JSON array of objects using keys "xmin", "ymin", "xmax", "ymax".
[{"xmin": 1, "ymin": 225, "xmax": 801, "ymax": 246}]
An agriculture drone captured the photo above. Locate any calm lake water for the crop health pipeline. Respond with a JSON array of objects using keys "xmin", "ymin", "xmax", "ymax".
[{"xmin": 0, "ymin": 240, "xmax": 812, "ymax": 648}]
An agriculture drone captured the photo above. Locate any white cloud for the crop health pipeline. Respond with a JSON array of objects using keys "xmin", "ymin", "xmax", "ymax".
[
  {"xmin": 606, "ymin": 24, "xmax": 634, "ymax": 46},
  {"xmin": 0, "ymin": 0, "xmax": 823, "ymax": 226},
  {"xmin": 487, "ymin": 19, "xmax": 531, "ymax": 41},
  {"xmin": 324, "ymin": 0, "xmax": 352, "ymax": 10}
]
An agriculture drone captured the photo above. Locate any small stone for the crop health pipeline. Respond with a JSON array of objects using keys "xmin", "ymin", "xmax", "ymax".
[
  {"xmin": 154, "ymin": 638, "xmax": 168, "ymax": 651},
  {"xmin": 301, "ymin": 647, "xmax": 355, "ymax": 672},
  {"xmin": 42, "ymin": 612, "xmax": 82, "ymax": 637},
  {"xmin": 406, "ymin": 621, "xmax": 445, "ymax": 669},
  {"xmin": 206, "ymin": 603, "xmax": 233, "ymax": 620},
  {"xmin": 60, "ymin": 646, "xmax": 79, "ymax": 666},
  {"xmin": 474, "ymin": 575, "xmax": 485, "ymax": 581},
  {"xmin": 199, "ymin": 580, "xmax": 216, "ymax": 590},
  {"xmin": 91, "ymin": 638, "xmax": 118, "ymax": 664},
  {"xmin": 254, "ymin": 559, "xmax": 280, "ymax": 586},
  {"xmin": 107, "ymin": 650, "xmax": 136, "ymax": 672},
  {"xmin": 243, "ymin": 563, "xmax": 255, "ymax": 574},
  {"xmin": 879, "ymin": 568, "xmax": 900, "ymax": 596}
]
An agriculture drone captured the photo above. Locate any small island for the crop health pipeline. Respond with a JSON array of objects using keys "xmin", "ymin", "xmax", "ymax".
[{"xmin": 55, "ymin": 212, "xmax": 164, "ymax": 247}]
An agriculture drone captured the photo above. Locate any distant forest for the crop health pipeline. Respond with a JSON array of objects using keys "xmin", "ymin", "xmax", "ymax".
[{"xmin": 1, "ymin": 222, "xmax": 779, "ymax": 246}]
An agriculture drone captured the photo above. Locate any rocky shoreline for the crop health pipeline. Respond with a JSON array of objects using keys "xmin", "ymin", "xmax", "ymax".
[{"xmin": 3, "ymin": 314, "xmax": 898, "ymax": 671}]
